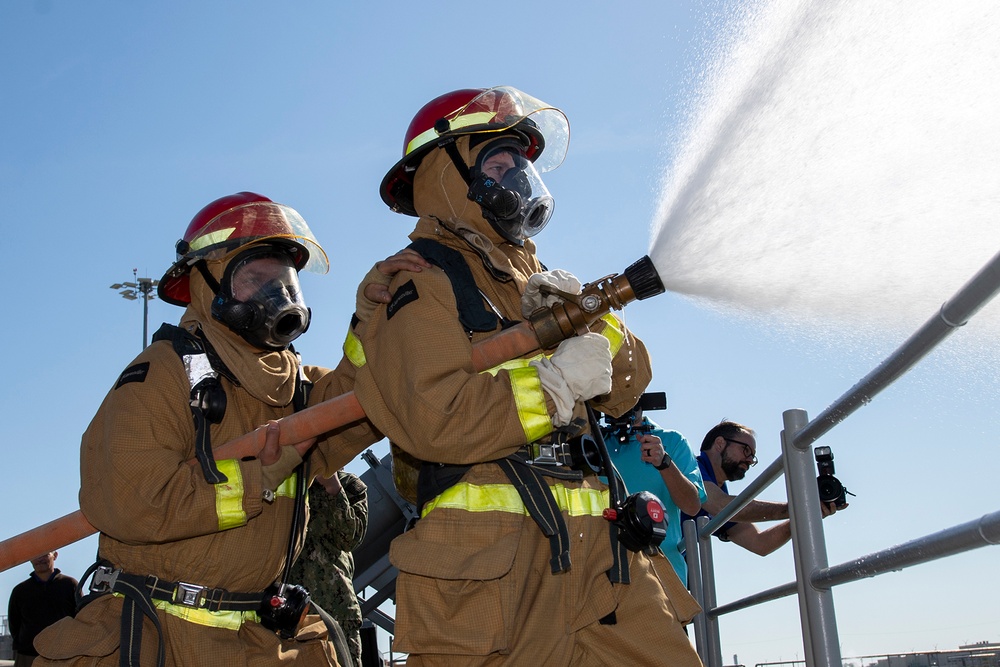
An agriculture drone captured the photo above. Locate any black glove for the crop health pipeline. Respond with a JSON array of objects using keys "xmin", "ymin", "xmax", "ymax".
[{"xmin": 338, "ymin": 471, "xmax": 367, "ymax": 502}]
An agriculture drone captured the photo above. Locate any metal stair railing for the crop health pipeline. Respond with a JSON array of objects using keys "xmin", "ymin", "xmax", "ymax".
[{"xmin": 686, "ymin": 247, "xmax": 1000, "ymax": 667}]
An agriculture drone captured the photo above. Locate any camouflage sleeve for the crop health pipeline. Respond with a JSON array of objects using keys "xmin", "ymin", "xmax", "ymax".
[
  {"xmin": 338, "ymin": 471, "xmax": 369, "ymax": 550},
  {"xmin": 305, "ymin": 473, "xmax": 367, "ymax": 553}
]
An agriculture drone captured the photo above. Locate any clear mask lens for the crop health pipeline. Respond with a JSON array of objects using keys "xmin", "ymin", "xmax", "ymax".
[
  {"xmin": 472, "ymin": 143, "xmax": 555, "ymax": 241},
  {"xmin": 216, "ymin": 248, "xmax": 311, "ymax": 350}
]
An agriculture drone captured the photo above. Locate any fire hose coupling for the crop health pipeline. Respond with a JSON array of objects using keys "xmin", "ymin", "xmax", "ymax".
[{"xmin": 529, "ymin": 255, "xmax": 666, "ymax": 349}]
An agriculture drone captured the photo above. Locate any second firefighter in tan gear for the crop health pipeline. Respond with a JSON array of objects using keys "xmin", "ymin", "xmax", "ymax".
[
  {"xmin": 354, "ymin": 87, "xmax": 703, "ymax": 666},
  {"xmin": 32, "ymin": 193, "xmax": 386, "ymax": 667}
]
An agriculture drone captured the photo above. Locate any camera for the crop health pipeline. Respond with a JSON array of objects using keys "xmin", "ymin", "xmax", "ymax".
[
  {"xmin": 259, "ymin": 582, "xmax": 311, "ymax": 639},
  {"xmin": 814, "ymin": 446, "xmax": 849, "ymax": 508},
  {"xmin": 601, "ymin": 392, "xmax": 667, "ymax": 442}
]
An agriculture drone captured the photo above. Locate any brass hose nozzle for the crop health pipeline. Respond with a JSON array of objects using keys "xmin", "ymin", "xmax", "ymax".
[{"xmin": 529, "ymin": 255, "xmax": 665, "ymax": 350}]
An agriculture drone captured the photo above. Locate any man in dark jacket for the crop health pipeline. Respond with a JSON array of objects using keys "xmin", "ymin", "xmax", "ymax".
[{"xmin": 8, "ymin": 551, "xmax": 77, "ymax": 666}]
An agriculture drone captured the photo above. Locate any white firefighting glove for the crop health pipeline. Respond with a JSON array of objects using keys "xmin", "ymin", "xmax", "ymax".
[
  {"xmin": 530, "ymin": 332, "xmax": 612, "ymax": 426},
  {"xmin": 521, "ymin": 270, "xmax": 583, "ymax": 319}
]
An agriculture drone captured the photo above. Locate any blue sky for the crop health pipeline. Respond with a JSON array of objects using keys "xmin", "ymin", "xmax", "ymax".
[{"xmin": 2, "ymin": 1, "xmax": 998, "ymax": 665}]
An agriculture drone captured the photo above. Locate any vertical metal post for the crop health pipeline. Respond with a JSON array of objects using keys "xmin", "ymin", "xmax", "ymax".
[
  {"xmin": 697, "ymin": 515, "xmax": 723, "ymax": 667},
  {"xmin": 782, "ymin": 409, "xmax": 842, "ymax": 667},
  {"xmin": 683, "ymin": 518, "xmax": 709, "ymax": 663},
  {"xmin": 141, "ymin": 280, "xmax": 151, "ymax": 349}
]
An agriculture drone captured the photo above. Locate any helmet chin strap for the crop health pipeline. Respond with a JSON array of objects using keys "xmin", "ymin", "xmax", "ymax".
[
  {"xmin": 194, "ymin": 260, "xmax": 222, "ymax": 294},
  {"xmin": 441, "ymin": 138, "xmax": 473, "ymax": 185}
]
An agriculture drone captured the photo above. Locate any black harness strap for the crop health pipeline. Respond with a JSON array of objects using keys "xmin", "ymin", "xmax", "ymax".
[
  {"xmin": 496, "ymin": 458, "xmax": 572, "ymax": 574},
  {"xmin": 440, "ymin": 138, "xmax": 472, "ymax": 185},
  {"xmin": 407, "ymin": 238, "xmax": 501, "ymax": 333},
  {"xmin": 80, "ymin": 559, "xmax": 269, "ymax": 667},
  {"xmin": 152, "ymin": 324, "xmax": 229, "ymax": 484},
  {"xmin": 113, "ymin": 573, "xmax": 163, "ymax": 667}
]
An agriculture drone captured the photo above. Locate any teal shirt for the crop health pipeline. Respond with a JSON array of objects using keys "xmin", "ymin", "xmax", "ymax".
[{"xmin": 605, "ymin": 421, "xmax": 706, "ymax": 584}]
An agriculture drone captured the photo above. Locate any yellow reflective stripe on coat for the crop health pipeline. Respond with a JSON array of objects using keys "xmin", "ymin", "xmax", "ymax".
[
  {"xmin": 421, "ymin": 481, "xmax": 610, "ymax": 518},
  {"xmin": 599, "ymin": 314, "xmax": 625, "ymax": 356},
  {"xmin": 153, "ymin": 598, "xmax": 260, "ymax": 630},
  {"xmin": 113, "ymin": 592, "xmax": 260, "ymax": 631},
  {"xmin": 343, "ymin": 328, "xmax": 366, "ymax": 368},
  {"xmin": 214, "ymin": 459, "xmax": 246, "ymax": 531},
  {"xmin": 480, "ymin": 353, "xmax": 544, "ymax": 376},
  {"xmin": 275, "ymin": 472, "xmax": 297, "ymax": 499},
  {"xmin": 480, "ymin": 355, "xmax": 550, "ymax": 442},
  {"xmin": 507, "ymin": 366, "xmax": 551, "ymax": 443}
]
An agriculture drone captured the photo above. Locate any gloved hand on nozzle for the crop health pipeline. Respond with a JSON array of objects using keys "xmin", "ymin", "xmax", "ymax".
[
  {"xmin": 530, "ymin": 332, "xmax": 612, "ymax": 426},
  {"xmin": 521, "ymin": 269, "xmax": 582, "ymax": 319}
]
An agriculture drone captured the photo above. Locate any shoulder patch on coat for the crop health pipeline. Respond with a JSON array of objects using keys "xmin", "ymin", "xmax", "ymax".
[
  {"xmin": 387, "ymin": 280, "xmax": 418, "ymax": 320},
  {"xmin": 115, "ymin": 362, "xmax": 150, "ymax": 389}
]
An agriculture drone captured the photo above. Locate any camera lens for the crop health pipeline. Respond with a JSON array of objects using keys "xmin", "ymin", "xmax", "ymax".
[{"xmin": 817, "ymin": 476, "xmax": 844, "ymax": 504}]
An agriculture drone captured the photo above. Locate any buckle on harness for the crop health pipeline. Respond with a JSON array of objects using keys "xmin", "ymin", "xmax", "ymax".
[
  {"xmin": 526, "ymin": 441, "xmax": 570, "ymax": 467},
  {"xmin": 174, "ymin": 582, "xmax": 207, "ymax": 607},
  {"xmin": 521, "ymin": 422, "xmax": 602, "ymax": 474},
  {"xmin": 90, "ymin": 565, "xmax": 121, "ymax": 594}
]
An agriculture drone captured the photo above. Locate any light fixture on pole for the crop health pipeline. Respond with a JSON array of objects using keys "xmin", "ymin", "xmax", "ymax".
[{"xmin": 110, "ymin": 269, "xmax": 159, "ymax": 349}]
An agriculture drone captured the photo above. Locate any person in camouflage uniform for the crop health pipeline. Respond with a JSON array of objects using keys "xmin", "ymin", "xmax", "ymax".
[{"xmin": 291, "ymin": 470, "xmax": 369, "ymax": 667}]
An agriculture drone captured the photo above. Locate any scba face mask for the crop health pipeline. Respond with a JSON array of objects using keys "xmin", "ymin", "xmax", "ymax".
[
  {"xmin": 212, "ymin": 245, "xmax": 311, "ymax": 350},
  {"xmin": 467, "ymin": 139, "xmax": 554, "ymax": 245}
]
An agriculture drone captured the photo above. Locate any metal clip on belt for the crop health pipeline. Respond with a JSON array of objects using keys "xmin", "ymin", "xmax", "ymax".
[{"xmin": 87, "ymin": 563, "xmax": 266, "ymax": 667}]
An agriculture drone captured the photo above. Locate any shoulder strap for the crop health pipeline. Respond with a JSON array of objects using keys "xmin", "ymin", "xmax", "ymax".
[
  {"xmin": 152, "ymin": 323, "xmax": 228, "ymax": 484},
  {"xmin": 407, "ymin": 238, "xmax": 501, "ymax": 333}
]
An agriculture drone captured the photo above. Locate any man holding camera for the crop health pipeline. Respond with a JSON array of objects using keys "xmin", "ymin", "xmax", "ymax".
[
  {"xmin": 601, "ymin": 394, "xmax": 706, "ymax": 584},
  {"xmin": 681, "ymin": 421, "xmax": 845, "ymax": 556}
]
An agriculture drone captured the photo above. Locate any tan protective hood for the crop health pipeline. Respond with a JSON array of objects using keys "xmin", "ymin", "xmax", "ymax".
[
  {"xmin": 181, "ymin": 257, "xmax": 299, "ymax": 406},
  {"xmin": 410, "ymin": 136, "xmax": 537, "ymax": 292},
  {"xmin": 411, "ymin": 136, "xmax": 511, "ymax": 247}
]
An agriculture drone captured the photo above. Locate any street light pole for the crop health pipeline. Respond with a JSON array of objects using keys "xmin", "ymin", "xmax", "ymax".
[{"xmin": 110, "ymin": 269, "xmax": 159, "ymax": 349}]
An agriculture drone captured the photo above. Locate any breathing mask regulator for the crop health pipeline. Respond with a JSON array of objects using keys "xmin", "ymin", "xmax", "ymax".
[
  {"xmin": 211, "ymin": 243, "xmax": 311, "ymax": 351},
  {"xmin": 463, "ymin": 135, "xmax": 555, "ymax": 245}
]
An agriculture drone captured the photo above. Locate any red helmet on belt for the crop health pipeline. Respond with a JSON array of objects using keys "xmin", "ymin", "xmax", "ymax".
[
  {"xmin": 158, "ymin": 192, "xmax": 329, "ymax": 306},
  {"xmin": 380, "ymin": 86, "xmax": 570, "ymax": 216}
]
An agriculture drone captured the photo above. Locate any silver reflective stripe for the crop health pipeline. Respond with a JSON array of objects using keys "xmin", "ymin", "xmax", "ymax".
[{"xmin": 183, "ymin": 352, "xmax": 217, "ymax": 389}]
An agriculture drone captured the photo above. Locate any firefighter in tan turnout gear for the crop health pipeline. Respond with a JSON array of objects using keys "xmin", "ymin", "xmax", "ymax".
[
  {"xmin": 33, "ymin": 192, "xmax": 393, "ymax": 667},
  {"xmin": 354, "ymin": 87, "xmax": 703, "ymax": 666}
]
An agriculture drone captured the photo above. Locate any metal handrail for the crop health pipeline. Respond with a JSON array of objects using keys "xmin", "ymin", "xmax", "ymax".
[{"xmin": 691, "ymin": 247, "xmax": 1000, "ymax": 667}]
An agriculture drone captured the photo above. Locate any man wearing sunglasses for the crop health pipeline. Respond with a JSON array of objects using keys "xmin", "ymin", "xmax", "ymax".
[{"xmin": 681, "ymin": 420, "xmax": 844, "ymax": 556}]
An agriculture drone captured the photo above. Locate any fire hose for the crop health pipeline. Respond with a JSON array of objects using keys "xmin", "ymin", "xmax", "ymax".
[{"xmin": 0, "ymin": 257, "xmax": 664, "ymax": 572}]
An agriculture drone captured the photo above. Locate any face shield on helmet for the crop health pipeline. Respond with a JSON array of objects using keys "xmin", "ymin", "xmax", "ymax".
[
  {"xmin": 158, "ymin": 193, "xmax": 329, "ymax": 307},
  {"xmin": 467, "ymin": 138, "xmax": 554, "ymax": 243},
  {"xmin": 381, "ymin": 86, "xmax": 570, "ymax": 217},
  {"xmin": 210, "ymin": 244, "xmax": 311, "ymax": 351}
]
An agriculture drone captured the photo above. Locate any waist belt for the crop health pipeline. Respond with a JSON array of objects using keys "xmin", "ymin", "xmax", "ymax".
[{"xmin": 84, "ymin": 561, "xmax": 265, "ymax": 667}]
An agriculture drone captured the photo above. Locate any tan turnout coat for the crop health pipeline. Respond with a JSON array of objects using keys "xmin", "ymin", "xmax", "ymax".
[
  {"xmin": 354, "ymin": 199, "xmax": 702, "ymax": 665},
  {"xmin": 34, "ymin": 337, "xmax": 375, "ymax": 667}
]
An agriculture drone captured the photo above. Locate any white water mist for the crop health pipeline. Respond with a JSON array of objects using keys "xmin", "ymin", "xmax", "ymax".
[{"xmin": 651, "ymin": 0, "xmax": 1000, "ymax": 344}]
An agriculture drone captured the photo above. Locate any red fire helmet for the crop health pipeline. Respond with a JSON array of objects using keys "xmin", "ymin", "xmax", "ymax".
[
  {"xmin": 158, "ymin": 191, "xmax": 329, "ymax": 306},
  {"xmin": 379, "ymin": 86, "xmax": 569, "ymax": 216}
]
